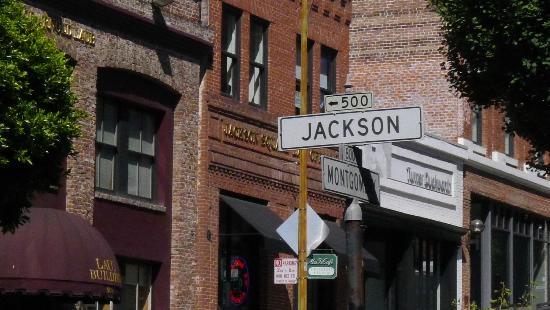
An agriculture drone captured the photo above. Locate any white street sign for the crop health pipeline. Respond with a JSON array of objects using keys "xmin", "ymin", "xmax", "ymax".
[
  {"xmin": 274, "ymin": 258, "xmax": 298, "ymax": 284},
  {"xmin": 324, "ymin": 92, "xmax": 373, "ymax": 112},
  {"xmin": 278, "ymin": 106, "xmax": 423, "ymax": 151},
  {"xmin": 276, "ymin": 204, "xmax": 330, "ymax": 257},
  {"xmin": 322, "ymin": 156, "xmax": 380, "ymax": 203}
]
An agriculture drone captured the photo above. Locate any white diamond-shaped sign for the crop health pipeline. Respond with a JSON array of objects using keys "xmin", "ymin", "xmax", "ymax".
[{"xmin": 276, "ymin": 204, "xmax": 330, "ymax": 256}]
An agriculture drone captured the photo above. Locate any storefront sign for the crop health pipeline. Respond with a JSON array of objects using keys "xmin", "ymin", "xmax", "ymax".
[
  {"xmin": 229, "ymin": 256, "xmax": 250, "ymax": 306},
  {"xmin": 307, "ymin": 253, "xmax": 338, "ymax": 279},
  {"xmin": 27, "ymin": 11, "xmax": 96, "ymax": 46},
  {"xmin": 390, "ymin": 156, "xmax": 453, "ymax": 196},
  {"xmin": 273, "ymin": 258, "xmax": 298, "ymax": 284},
  {"xmin": 89, "ymin": 258, "xmax": 121, "ymax": 284}
]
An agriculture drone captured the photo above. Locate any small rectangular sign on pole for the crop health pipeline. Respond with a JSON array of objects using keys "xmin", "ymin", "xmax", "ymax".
[
  {"xmin": 324, "ymin": 92, "xmax": 373, "ymax": 112},
  {"xmin": 274, "ymin": 258, "xmax": 298, "ymax": 284},
  {"xmin": 307, "ymin": 253, "xmax": 338, "ymax": 279},
  {"xmin": 278, "ymin": 106, "xmax": 423, "ymax": 151},
  {"xmin": 322, "ymin": 156, "xmax": 380, "ymax": 204}
]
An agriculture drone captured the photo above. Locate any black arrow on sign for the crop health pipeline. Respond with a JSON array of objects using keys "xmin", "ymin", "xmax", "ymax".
[{"xmin": 328, "ymin": 101, "xmax": 338, "ymax": 106}]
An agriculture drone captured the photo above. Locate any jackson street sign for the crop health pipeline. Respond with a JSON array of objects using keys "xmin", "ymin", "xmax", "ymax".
[{"xmin": 277, "ymin": 106, "xmax": 423, "ymax": 151}]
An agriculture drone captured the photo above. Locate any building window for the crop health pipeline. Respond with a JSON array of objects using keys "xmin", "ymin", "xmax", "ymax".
[
  {"xmin": 115, "ymin": 262, "xmax": 153, "ymax": 310},
  {"xmin": 472, "ymin": 107, "xmax": 482, "ymax": 145},
  {"xmin": 96, "ymin": 99, "xmax": 157, "ymax": 200},
  {"xmin": 221, "ymin": 6, "xmax": 241, "ymax": 99},
  {"xmin": 248, "ymin": 17, "xmax": 268, "ymax": 108},
  {"xmin": 504, "ymin": 132, "xmax": 514, "ymax": 157},
  {"xmin": 320, "ymin": 46, "xmax": 337, "ymax": 112},
  {"xmin": 295, "ymin": 36, "xmax": 313, "ymax": 114},
  {"xmin": 472, "ymin": 200, "xmax": 550, "ymax": 308}
]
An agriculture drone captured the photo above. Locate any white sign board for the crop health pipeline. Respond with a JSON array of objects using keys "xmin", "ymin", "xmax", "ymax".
[
  {"xmin": 324, "ymin": 92, "xmax": 373, "ymax": 112},
  {"xmin": 322, "ymin": 156, "xmax": 380, "ymax": 203},
  {"xmin": 278, "ymin": 106, "xmax": 423, "ymax": 151},
  {"xmin": 274, "ymin": 258, "xmax": 298, "ymax": 284},
  {"xmin": 276, "ymin": 204, "xmax": 330, "ymax": 257},
  {"xmin": 390, "ymin": 156, "xmax": 453, "ymax": 196}
]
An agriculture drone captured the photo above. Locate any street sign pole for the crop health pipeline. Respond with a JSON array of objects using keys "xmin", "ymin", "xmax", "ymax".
[{"xmin": 298, "ymin": 1, "xmax": 309, "ymax": 310}]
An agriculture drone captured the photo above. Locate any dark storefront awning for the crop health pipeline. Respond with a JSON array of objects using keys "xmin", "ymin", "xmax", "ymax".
[
  {"xmin": 0, "ymin": 208, "xmax": 121, "ymax": 301},
  {"xmin": 220, "ymin": 195, "xmax": 283, "ymax": 240},
  {"xmin": 324, "ymin": 221, "xmax": 381, "ymax": 276}
]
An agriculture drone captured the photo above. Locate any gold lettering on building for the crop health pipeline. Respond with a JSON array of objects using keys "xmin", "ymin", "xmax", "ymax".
[
  {"xmin": 221, "ymin": 122, "xmax": 324, "ymax": 164},
  {"xmin": 89, "ymin": 258, "xmax": 121, "ymax": 284},
  {"xmin": 26, "ymin": 11, "xmax": 96, "ymax": 46}
]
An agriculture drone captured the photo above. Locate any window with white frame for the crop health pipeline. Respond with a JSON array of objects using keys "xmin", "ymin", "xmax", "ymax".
[
  {"xmin": 221, "ymin": 6, "xmax": 241, "ymax": 99},
  {"xmin": 95, "ymin": 99, "xmax": 156, "ymax": 200},
  {"xmin": 248, "ymin": 17, "xmax": 268, "ymax": 108}
]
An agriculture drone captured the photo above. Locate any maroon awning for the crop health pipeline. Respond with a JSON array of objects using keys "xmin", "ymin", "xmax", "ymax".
[{"xmin": 0, "ymin": 208, "xmax": 121, "ymax": 301}]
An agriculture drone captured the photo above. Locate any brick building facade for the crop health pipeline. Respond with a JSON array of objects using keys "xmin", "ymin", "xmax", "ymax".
[
  {"xmin": 2, "ymin": 0, "xmax": 212, "ymax": 309},
  {"xmin": 195, "ymin": 1, "xmax": 358, "ymax": 309},
  {"xmin": 350, "ymin": 0, "xmax": 550, "ymax": 309}
]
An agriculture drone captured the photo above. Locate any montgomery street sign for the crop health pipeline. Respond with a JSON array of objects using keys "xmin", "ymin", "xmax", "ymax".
[
  {"xmin": 278, "ymin": 106, "xmax": 423, "ymax": 151},
  {"xmin": 322, "ymin": 156, "xmax": 380, "ymax": 204},
  {"xmin": 307, "ymin": 253, "xmax": 338, "ymax": 279},
  {"xmin": 324, "ymin": 92, "xmax": 373, "ymax": 112}
]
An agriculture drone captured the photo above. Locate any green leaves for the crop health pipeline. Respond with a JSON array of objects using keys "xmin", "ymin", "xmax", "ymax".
[
  {"xmin": 0, "ymin": 0, "xmax": 83, "ymax": 232},
  {"xmin": 429, "ymin": 0, "xmax": 550, "ymax": 175}
]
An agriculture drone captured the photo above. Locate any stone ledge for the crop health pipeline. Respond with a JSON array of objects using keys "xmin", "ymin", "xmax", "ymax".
[{"xmin": 95, "ymin": 191, "xmax": 166, "ymax": 213}]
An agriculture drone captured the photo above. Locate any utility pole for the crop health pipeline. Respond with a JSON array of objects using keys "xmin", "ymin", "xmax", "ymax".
[
  {"xmin": 343, "ymin": 76, "xmax": 365, "ymax": 310},
  {"xmin": 298, "ymin": 1, "xmax": 309, "ymax": 310},
  {"xmin": 345, "ymin": 199, "xmax": 364, "ymax": 310}
]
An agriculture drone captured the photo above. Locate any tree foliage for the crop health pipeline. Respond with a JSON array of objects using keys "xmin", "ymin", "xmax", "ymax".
[
  {"xmin": 0, "ymin": 0, "xmax": 82, "ymax": 232},
  {"xmin": 430, "ymin": 0, "xmax": 550, "ymax": 174}
]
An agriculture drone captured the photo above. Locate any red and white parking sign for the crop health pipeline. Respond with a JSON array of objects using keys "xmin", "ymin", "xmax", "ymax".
[{"xmin": 273, "ymin": 258, "xmax": 298, "ymax": 284}]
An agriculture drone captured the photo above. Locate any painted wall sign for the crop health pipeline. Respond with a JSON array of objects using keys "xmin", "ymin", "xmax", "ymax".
[
  {"xmin": 278, "ymin": 106, "xmax": 423, "ymax": 150},
  {"xmin": 221, "ymin": 121, "xmax": 331, "ymax": 164},
  {"xmin": 229, "ymin": 256, "xmax": 250, "ymax": 306},
  {"xmin": 390, "ymin": 156, "xmax": 453, "ymax": 196},
  {"xmin": 27, "ymin": 11, "xmax": 96, "ymax": 46}
]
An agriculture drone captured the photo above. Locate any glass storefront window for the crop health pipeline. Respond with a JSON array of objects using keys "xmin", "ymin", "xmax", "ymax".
[
  {"xmin": 491, "ymin": 229, "xmax": 509, "ymax": 300},
  {"xmin": 513, "ymin": 235, "xmax": 530, "ymax": 304},
  {"xmin": 534, "ymin": 240, "xmax": 548, "ymax": 305}
]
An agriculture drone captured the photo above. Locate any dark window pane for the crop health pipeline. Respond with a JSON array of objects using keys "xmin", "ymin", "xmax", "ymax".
[
  {"xmin": 491, "ymin": 230, "xmax": 509, "ymax": 300},
  {"xmin": 513, "ymin": 235, "xmax": 530, "ymax": 304},
  {"xmin": 533, "ymin": 241, "xmax": 547, "ymax": 305}
]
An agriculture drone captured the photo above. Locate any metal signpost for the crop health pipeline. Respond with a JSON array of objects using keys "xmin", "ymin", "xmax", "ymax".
[
  {"xmin": 278, "ymin": 106, "xmax": 423, "ymax": 151},
  {"xmin": 324, "ymin": 92, "xmax": 373, "ymax": 112}
]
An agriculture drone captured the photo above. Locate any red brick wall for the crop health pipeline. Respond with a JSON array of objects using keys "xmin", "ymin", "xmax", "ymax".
[
  {"xmin": 349, "ymin": 0, "xmax": 465, "ymax": 141},
  {"xmin": 194, "ymin": 0, "xmax": 352, "ymax": 309}
]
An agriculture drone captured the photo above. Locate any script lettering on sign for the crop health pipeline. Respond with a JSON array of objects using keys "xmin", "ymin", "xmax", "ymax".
[{"xmin": 390, "ymin": 156, "xmax": 453, "ymax": 196}]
